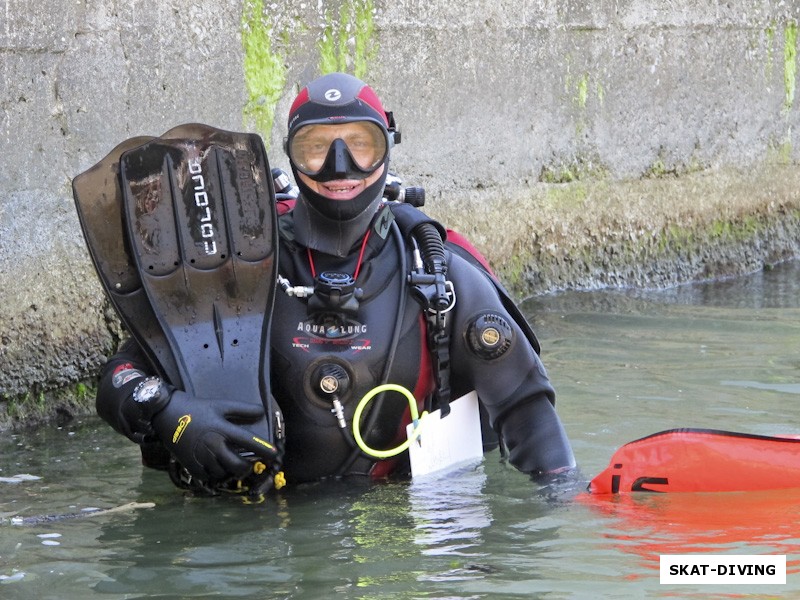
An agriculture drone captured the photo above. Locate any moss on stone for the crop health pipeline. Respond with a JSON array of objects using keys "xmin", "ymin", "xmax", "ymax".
[
  {"xmin": 1, "ymin": 380, "xmax": 95, "ymax": 430},
  {"xmin": 498, "ymin": 249, "xmax": 535, "ymax": 299},
  {"xmin": 241, "ymin": 0, "xmax": 287, "ymax": 145},
  {"xmin": 319, "ymin": 0, "xmax": 377, "ymax": 78},
  {"xmin": 784, "ymin": 20, "xmax": 797, "ymax": 112},
  {"xmin": 540, "ymin": 156, "xmax": 609, "ymax": 184}
]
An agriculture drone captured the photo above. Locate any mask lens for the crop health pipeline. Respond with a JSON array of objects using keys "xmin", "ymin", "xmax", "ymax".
[{"xmin": 289, "ymin": 121, "xmax": 388, "ymax": 175}]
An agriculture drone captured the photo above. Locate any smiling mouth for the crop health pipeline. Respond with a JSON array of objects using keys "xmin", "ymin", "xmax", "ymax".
[{"xmin": 320, "ymin": 181, "xmax": 362, "ymax": 199}]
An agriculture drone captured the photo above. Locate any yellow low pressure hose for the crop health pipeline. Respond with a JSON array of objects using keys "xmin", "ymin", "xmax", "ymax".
[{"xmin": 352, "ymin": 384, "xmax": 428, "ymax": 458}]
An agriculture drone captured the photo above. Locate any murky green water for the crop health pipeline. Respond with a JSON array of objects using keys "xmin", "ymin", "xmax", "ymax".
[{"xmin": 2, "ymin": 260, "xmax": 800, "ymax": 599}]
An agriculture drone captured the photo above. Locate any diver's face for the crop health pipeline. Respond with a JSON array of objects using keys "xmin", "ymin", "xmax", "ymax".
[
  {"xmin": 296, "ymin": 163, "xmax": 386, "ymax": 202},
  {"xmin": 289, "ymin": 121, "xmax": 388, "ymax": 201}
]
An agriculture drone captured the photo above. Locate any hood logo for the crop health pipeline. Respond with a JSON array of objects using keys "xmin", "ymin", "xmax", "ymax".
[{"xmin": 324, "ymin": 88, "xmax": 342, "ymax": 102}]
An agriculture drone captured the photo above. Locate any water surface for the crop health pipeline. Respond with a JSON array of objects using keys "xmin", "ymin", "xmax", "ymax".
[{"xmin": 2, "ymin": 260, "xmax": 799, "ymax": 599}]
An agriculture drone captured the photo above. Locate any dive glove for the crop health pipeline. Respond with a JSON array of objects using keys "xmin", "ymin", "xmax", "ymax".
[{"xmin": 131, "ymin": 379, "xmax": 280, "ymax": 486}]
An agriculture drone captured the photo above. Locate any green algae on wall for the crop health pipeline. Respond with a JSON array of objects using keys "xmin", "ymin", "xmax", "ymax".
[
  {"xmin": 241, "ymin": 0, "xmax": 378, "ymax": 142},
  {"xmin": 539, "ymin": 156, "xmax": 608, "ymax": 184},
  {"xmin": 241, "ymin": 0, "xmax": 287, "ymax": 145},
  {"xmin": 1, "ymin": 381, "xmax": 96, "ymax": 429},
  {"xmin": 554, "ymin": 54, "xmax": 608, "ymax": 179},
  {"xmin": 784, "ymin": 20, "xmax": 797, "ymax": 113},
  {"xmin": 772, "ymin": 20, "xmax": 799, "ymax": 162},
  {"xmin": 499, "ymin": 250, "xmax": 535, "ymax": 298},
  {"xmin": 319, "ymin": 0, "xmax": 377, "ymax": 78}
]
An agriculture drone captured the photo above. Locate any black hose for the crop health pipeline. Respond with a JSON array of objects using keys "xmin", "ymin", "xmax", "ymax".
[
  {"xmin": 413, "ymin": 222, "xmax": 447, "ymax": 275},
  {"xmin": 411, "ymin": 222, "xmax": 450, "ymax": 313}
]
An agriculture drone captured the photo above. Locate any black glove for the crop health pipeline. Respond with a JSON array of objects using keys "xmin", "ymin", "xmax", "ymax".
[{"xmin": 150, "ymin": 389, "xmax": 281, "ymax": 486}]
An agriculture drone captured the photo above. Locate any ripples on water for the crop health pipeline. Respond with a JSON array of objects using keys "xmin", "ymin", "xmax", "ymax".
[{"xmin": 1, "ymin": 260, "xmax": 799, "ymax": 598}]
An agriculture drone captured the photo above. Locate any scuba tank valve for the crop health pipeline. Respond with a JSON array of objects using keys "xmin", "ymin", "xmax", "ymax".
[{"xmin": 383, "ymin": 173, "xmax": 425, "ymax": 206}]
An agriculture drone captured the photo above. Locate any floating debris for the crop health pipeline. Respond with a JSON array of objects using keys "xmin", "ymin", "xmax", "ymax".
[
  {"xmin": 0, "ymin": 474, "xmax": 41, "ymax": 484},
  {"xmin": 4, "ymin": 502, "xmax": 156, "ymax": 526}
]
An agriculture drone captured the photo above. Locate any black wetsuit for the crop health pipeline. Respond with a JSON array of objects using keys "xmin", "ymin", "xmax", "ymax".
[{"xmin": 97, "ymin": 202, "xmax": 574, "ymax": 484}]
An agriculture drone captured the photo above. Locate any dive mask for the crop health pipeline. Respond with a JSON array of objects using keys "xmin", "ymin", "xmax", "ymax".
[{"xmin": 286, "ymin": 121, "xmax": 389, "ymax": 181}]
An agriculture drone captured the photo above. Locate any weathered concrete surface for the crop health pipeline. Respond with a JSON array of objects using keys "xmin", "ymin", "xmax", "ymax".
[
  {"xmin": 437, "ymin": 163, "xmax": 800, "ymax": 297},
  {"xmin": 1, "ymin": 0, "xmax": 800, "ymax": 427}
]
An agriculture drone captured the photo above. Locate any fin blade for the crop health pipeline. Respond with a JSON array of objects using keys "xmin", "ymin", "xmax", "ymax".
[
  {"xmin": 72, "ymin": 135, "xmax": 183, "ymax": 386},
  {"xmin": 119, "ymin": 124, "xmax": 278, "ymax": 410}
]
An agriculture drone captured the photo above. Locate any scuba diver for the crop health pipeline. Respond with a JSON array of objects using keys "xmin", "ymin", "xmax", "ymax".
[{"xmin": 93, "ymin": 72, "xmax": 576, "ymax": 492}]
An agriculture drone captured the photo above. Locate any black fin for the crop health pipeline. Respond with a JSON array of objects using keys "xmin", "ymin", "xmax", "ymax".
[
  {"xmin": 118, "ymin": 124, "xmax": 280, "ymax": 440},
  {"xmin": 73, "ymin": 136, "xmax": 183, "ymax": 386}
]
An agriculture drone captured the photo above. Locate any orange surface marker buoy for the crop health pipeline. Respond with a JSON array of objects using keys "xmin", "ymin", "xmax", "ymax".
[{"xmin": 589, "ymin": 428, "xmax": 800, "ymax": 494}]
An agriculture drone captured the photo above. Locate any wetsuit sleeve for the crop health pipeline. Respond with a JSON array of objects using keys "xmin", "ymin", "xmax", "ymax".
[
  {"xmin": 96, "ymin": 338, "xmax": 156, "ymax": 442},
  {"xmin": 446, "ymin": 253, "xmax": 576, "ymax": 476}
]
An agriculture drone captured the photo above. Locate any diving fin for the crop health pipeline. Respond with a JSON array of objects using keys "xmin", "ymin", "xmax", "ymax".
[
  {"xmin": 118, "ymin": 124, "xmax": 283, "ymax": 490},
  {"xmin": 72, "ymin": 136, "xmax": 183, "ymax": 387}
]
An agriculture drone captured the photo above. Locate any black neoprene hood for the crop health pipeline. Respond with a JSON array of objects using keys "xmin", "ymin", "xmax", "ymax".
[
  {"xmin": 286, "ymin": 72, "xmax": 390, "ymax": 136},
  {"xmin": 286, "ymin": 73, "xmax": 393, "ymax": 256}
]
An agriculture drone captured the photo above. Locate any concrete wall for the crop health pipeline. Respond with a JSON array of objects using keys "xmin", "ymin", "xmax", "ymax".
[{"xmin": 2, "ymin": 0, "xmax": 800, "ymax": 421}]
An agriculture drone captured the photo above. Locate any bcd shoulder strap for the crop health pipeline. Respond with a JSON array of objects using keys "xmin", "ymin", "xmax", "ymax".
[{"xmin": 389, "ymin": 203, "xmax": 454, "ymax": 416}]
